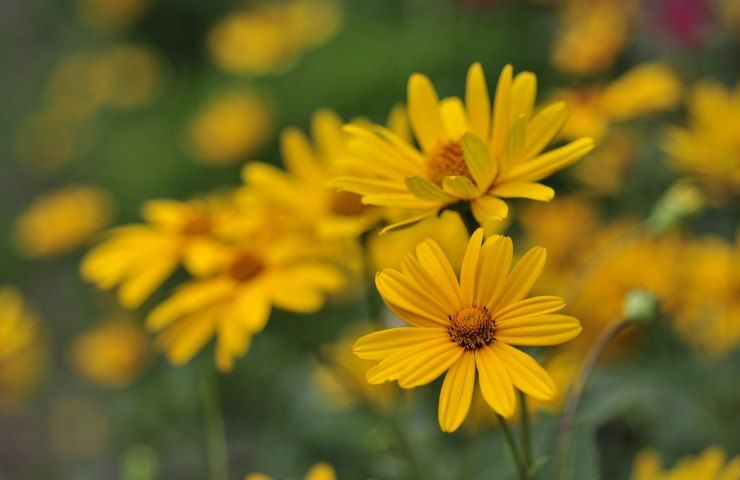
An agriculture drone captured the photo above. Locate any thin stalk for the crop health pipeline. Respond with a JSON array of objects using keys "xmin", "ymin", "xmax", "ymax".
[
  {"xmin": 553, "ymin": 318, "xmax": 632, "ymax": 480},
  {"xmin": 518, "ymin": 392, "xmax": 533, "ymax": 473},
  {"xmin": 496, "ymin": 414, "xmax": 530, "ymax": 480},
  {"xmin": 199, "ymin": 361, "xmax": 229, "ymax": 480}
]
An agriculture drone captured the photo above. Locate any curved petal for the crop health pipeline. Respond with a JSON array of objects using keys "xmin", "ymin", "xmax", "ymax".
[
  {"xmin": 408, "ymin": 73, "xmax": 444, "ymax": 154},
  {"xmin": 397, "ymin": 341, "xmax": 463, "ymax": 388},
  {"xmin": 510, "ymin": 71, "xmax": 537, "ymax": 122},
  {"xmin": 406, "ymin": 175, "xmax": 457, "ymax": 202},
  {"xmin": 494, "ymin": 296, "xmax": 565, "ymax": 321},
  {"xmin": 476, "ymin": 235, "xmax": 513, "ymax": 309},
  {"xmin": 475, "ymin": 344, "xmax": 516, "ymax": 417},
  {"xmin": 491, "ymin": 342, "xmax": 555, "ymax": 400},
  {"xmin": 415, "ymin": 240, "xmax": 463, "ymax": 311},
  {"xmin": 442, "ymin": 175, "xmax": 479, "ymax": 199},
  {"xmin": 505, "ymin": 138, "xmax": 594, "ymax": 183},
  {"xmin": 490, "ymin": 182, "xmax": 555, "ymax": 201},
  {"xmin": 438, "ymin": 351, "xmax": 476, "ymax": 432},
  {"xmin": 460, "ymin": 228, "xmax": 485, "ymax": 306},
  {"xmin": 490, "ymin": 64, "xmax": 514, "ymax": 158},
  {"xmin": 461, "ymin": 132, "xmax": 496, "ymax": 190},
  {"xmin": 471, "ymin": 195, "xmax": 509, "ymax": 224},
  {"xmin": 522, "ymin": 101, "xmax": 571, "ymax": 159},
  {"xmin": 495, "ymin": 314, "xmax": 582, "ymax": 346},
  {"xmin": 353, "ymin": 327, "xmax": 448, "ymax": 360},
  {"xmin": 466, "ymin": 62, "xmax": 491, "ymax": 141},
  {"xmin": 439, "ymin": 97, "xmax": 469, "ymax": 139},
  {"xmin": 491, "ymin": 246, "xmax": 546, "ymax": 310},
  {"xmin": 376, "ymin": 271, "xmax": 450, "ymax": 327}
]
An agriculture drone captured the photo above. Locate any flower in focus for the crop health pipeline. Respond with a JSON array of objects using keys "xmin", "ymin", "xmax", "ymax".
[
  {"xmin": 0, "ymin": 286, "xmax": 49, "ymax": 412},
  {"xmin": 353, "ymin": 229, "xmax": 582, "ymax": 432},
  {"xmin": 552, "ymin": 0, "xmax": 633, "ymax": 76},
  {"xmin": 14, "ymin": 185, "xmax": 114, "ymax": 258},
  {"xmin": 246, "ymin": 462, "xmax": 336, "ymax": 480},
  {"xmin": 146, "ymin": 200, "xmax": 346, "ymax": 372},
  {"xmin": 631, "ymin": 446, "xmax": 740, "ymax": 480},
  {"xmin": 207, "ymin": 0, "xmax": 341, "ymax": 76},
  {"xmin": 81, "ymin": 196, "xmax": 229, "ymax": 308},
  {"xmin": 67, "ymin": 317, "xmax": 150, "ymax": 388},
  {"xmin": 75, "ymin": 0, "xmax": 148, "ymax": 34},
  {"xmin": 557, "ymin": 62, "xmax": 682, "ymax": 141},
  {"xmin": 664, "ymin": 80, "xmax": 740, "ymax": 199},
  {"xmin": 189, "ymin": 90, "xmax": 274, "ymax": 165},
  {"xmin": 332, "ymin": 63, "xmax": 594, "ymax": 231},
  {"xmin": 242, "ymin": 109, "xmax": 381, "ymax": 239}
]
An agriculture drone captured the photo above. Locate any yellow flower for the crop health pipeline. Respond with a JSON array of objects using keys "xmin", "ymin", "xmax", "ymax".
[
  {"xmin": 189, "ymin": 90, "xmax": 274, "ymax": 165},
  {"xmin": 96, "ymin": 43, "xmax": 162, "ymax": 110},
  {"xmin": 664, "ymin": 80, "xmax": 740, "ymax": 198},
  {"xmin": 246, "ymin": 462, "xmax": 336, "ymax": 480},
  {"xmin": 332, "ymin": 63, "xmax": 594, "ymax": 231},
  {"xmin": 242, "ymin": 109, "xmax": 380, "ymax": 239},
  {"xmin": 146, "ymin": 208, "xmax": 345, "ymax": 372},
  {"xmin": 552, "ymin": 0, "xmax": 633, "ymax": 76},
  {"xmin": 558, "ymin": 63, "xmax": 682, "ymax": 140},
  {"xmin": 631, "ymin": 446, "xmax": 740, "ymax": 480},
  {"xmin": 353, "ymin": 229, "xmax": 582, "ymax": 432},
  {"xmin": 572, "ymin": 130, "xmax": 639, "ymax": 194},
  {"xmin": 81, "ymin": 196, "xmax": 229, "ymax": 308},
  {"xmin": 68, "ymin": 317, "xmax": 150, "ymax": 388},
  {"xmin": 207, "ymin": 0, "xmax": 341, "ymax": 76},
  {"xmin": 0, "ymin": 286, "xmax": 49, "ymax": 412},
  {"xmin": 76, "ymin": 0, "xmax": 148, "ymax": 34},
  {"xmin": 14, "ymin": 185, "xmax": 114, "ymax": 258}
]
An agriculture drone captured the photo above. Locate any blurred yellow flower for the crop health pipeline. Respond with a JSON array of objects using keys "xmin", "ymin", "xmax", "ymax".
[
  {"xmin": 558, "ymin": 63, "xmax": 682, "ymax": 140},
  {"xmin": 189, "ymin": 90, "xmax": 274, "ymax": 165},
  {"xmin": 81, "ymin": 196, "xmax": 230, "ymax": 308},
  {"xmin": 14, "ymin": 185, "xmax": 114, "ymax": 258},
  {"xmin": 45, "ymin": 52, "xmax": 112, "ymax": 121},
  {"xmin": 631, "ymin": 446, "xmax": 740, "ymax": 480},
  {"xmin": 664, "ymin": 80, "xmax": 740, "ymax": 199},
  {"xmin": 14, "ymin": 106, "xmax": 91, "ymax": 171},
  {"xmin": 76, "ymin": 0, "xmax": 148, "ymax": 34},
  {"xmin": 207, "ymin": 0, "xmax": 341, "ymax": 76},
  {"xmin": 552, "ymin": 0, "xmax": 633, "ymax": 76},
  {"xmin": 0, "ymin": 286, "xmax": 49, "ymax": 412},
  {"xmin": 246, "ymin": 462, "xmax": 336, "ymax": 480},
  {"xmin": 354, "ymin": 229, "xmax": 581, "ymax": 432},
  {"xmin": 572, "ymin": 131, "xmax": 639, "ymax": 194},
  {"xmin": 332, "ymin": 63, "xmax": 594, "ymax": 231},
  {"xmin": 97, "ymin": 44, "xmax": 162, "ymax": 109},
  {"xmin": 147, "ymin": 201, "xmax": 346, "ymax": 372},
  {"xmin": 68, "ymin": 317, "xmax": 150, "ymax": 388}
]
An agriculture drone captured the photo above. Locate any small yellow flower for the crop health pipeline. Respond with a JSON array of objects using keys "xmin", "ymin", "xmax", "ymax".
[
  {"xmin": 76, "ymin": 0, "xmax": 148, "ymax": 34},
  {"xmin": 664, "ymin": 80, "xmax": 740, "ymax": 198},
  {"xmin": 68, "ymin": 317, "xmax": 150, "ymax": 388},
  {"xmin": 96, "ymin": 43, "xmax": 162, "ymax": 110},
  {"xmin": 332, "ymin": 63, "xmax": 594, "ymax": 231},
  {"xmin": 353, "ymin": 229, "xmax": 581, "ymax": 432},
  {"xmin": 0, "ymin": 286, "xmax": 49, "ymax": 412},
  {"xmin": 14, "ymin": 185, "xmax": 114, "ymax": 258},
  {"xmin": 246, "ymin": 462, "xmax": 336, "ymax": 480},
  {"xmin": 189, "ymin": 90, "xmax": 274, "ymax": 165},
  {"xmin": 631, "ymin": 446, "xmax": 740, "ymax": 480},
  {"xmin": 81, "ymin": 196, "xmax": 228, "ymax": 308}
]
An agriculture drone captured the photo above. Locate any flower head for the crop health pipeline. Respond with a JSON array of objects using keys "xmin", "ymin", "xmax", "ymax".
[
  {"xmin": 332, "ymin": 63, "xmax": 594, "ymax": 231},
  {"xmin": 631, "ymin": 446, "xmax": 740, "ymax": 480},
  {"xmin": 247, "ymin": 462, "xmax": 336, "ymax": 480},
  {"xmin": 353, "ymin": 229, "xmax": 581, "ymax": 432}
]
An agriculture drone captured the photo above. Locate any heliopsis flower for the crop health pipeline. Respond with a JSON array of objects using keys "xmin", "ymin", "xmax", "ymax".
[
  {"xmin": 552, "ymin": 0, "xmax": 634, "ymax": 76},
  {"xmin": 68, "ymin": 317, "xmax": 150, "ymax": 388},
  {"xmin": 81, "ymin": 196, "xmax": 229, "ymax": 308},
  {"xmin": 189, "ymin": 90, "xmax": 274, "ymax": 165},
  {"xmin": 0, "ymin": 286, "xmax": 49, "ymax": 412},
  {"xmin": 14, "ymin": 185, "xmax": 114, "ymax": 258},
  {"xmin": 353, "ymin": 229, "xmax": 582, "ymax": 432},
  {"xmin": 242, "ymin": 109, "xmax": 381, "ymax": 239},
  {"xmin": 332, "ymin": 63, "xmax": 594, "ymax": 231},
  {"xmin": 146, "ymin": 208, "xmax": 345, "ymax": 372},
  {"xmin": 664, "ymin": 80, "xmax": 740, "ymax": 198},
  {"xmin": 557, "ymin": 62, "xmax": 682, "ymax": 141},
  {"xmin": 247, "ymin": 462, "xmax": 336, "ymax": 480},
  {"xmin": 631, "ymin": 446, "xmax": 740, "ymax": 480}
]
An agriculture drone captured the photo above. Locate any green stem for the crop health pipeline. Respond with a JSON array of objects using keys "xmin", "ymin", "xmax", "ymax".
[
  {"xmin": 199, "ymin": 361, "xmax": 229, "ymax": 480},
  {"xmin": 518, "ymin": 391, "xmax": 533, "ymax": 474},
  {"xmin": 496, "ymin": 414, "xmax": 529, "ymax": 480}
]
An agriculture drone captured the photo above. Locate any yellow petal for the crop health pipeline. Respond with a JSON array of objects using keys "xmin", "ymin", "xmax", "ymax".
[
  {"xmin": 471, "ymin": 195, "xmax": 509, "ymax": 224},
  {"xmin": 363, "ymin": 192, "xmax": 439, "ymax": 210},
  {"xmin": 231, "ymin": 285, "xmax": 271, "ymax": 332},
  {"xmin": 280, "ymin": 127, "xmax": 323, "ymax": 182},
  {"xmin": 522, "ymin": 101, "xmax": 571, "ymax": 159},
  {"xmin": 415, "ymin": 239, "xmax": 463, "ymax": 311},
  {"xmin": 492, "ymin": 246, "xmax": 546, "ymax": 309},
  {"xmin": 466, "ymin": 62, "xmax": 491, "ymax": 141},
  {"xmin": 159, "ymin": 310, "xmax": 217, "ymax": 366},
  {"xmin": 408, "ymin": 73, "xmax": 444, "ymax": 154},
  {"xmin": 475, "ymin": 235, "xmax": 513, "ymax": 308},
  {"xmin": 376, "ymin": 270, "xmax": 451, "ymax": 327},
  {"xmin": 365, "ymin": 335, "xmax": 454, "ymax": 384},
  {"xmin": 510, "ymin": 71, "xmax": 537, "ymax": 122},
  {"xmin": 438, "ymin": 351, "xmax": 475, "ymax": 432},
  {"xmin": 386, "ymin": 103, "xmax": 412, "ymax": 143},
  {"xmin": 406, "ymin": 175, "xmax": 457, "ymax": 202},
  {"xmin": 490, "ymin": 64, "xmax": 513, "ymax": 158},
  {"xmin": 442, "ymin": 175, "xmax": 479, "ymax": 199},
  {"xmin": 461, "ymin": 132, "xmax": 496, "ymax": 190},
  {"xmin": 504, "ymin": 115, "xmax": 527, "ymax": 170},
  {"xmin": 490, "ymin": 182, "xmax": 554, "ymax": 201},
  {"xmin": 379, "ymin": 210, "xmax": 438, "ymax": 234},
  {"xmin": 397, "ymin": 341, "xmax": 463, "ymax": 388},
  {"xmin": 311, "ymin": 109, "xmax": 345, "ymax": 162},
  {"xmin": 491, "ymin": 342, "xmax": 555, "ymax": 400},
  {"xmin": 494, "ymin": 296, "xmax": 565, "ymax": 321},
  {"xmin": 305, "ymin": 462, "xmax": 337, "ymax": 480},
  {"xmin": 353, "ymin": 327, "xmax": 448, "ymax": 360},
  {"xmin": 460, "ymin": 228, "xmax": 485, "ymax": 306},
  {"xmin": 147, "ymin": 278, "xmax": 233, "ymax": 330},
  {"xmin": 439, "ymin": 97, "xmax": 469, "ymax": 139},
  {"xmin": 476, "ymin": 344, "xmax": 516, "ymax": 417},
  {"xmin": 506, "ymin": 137, "xmax": 594, "ymax": 183},
  {"xmin": 496, "ymin": 314, "xmax": 582, "ymax": 346},
  {"xmin": 119, "ymin": 255, "xmax": 179, "ymax": 308}
]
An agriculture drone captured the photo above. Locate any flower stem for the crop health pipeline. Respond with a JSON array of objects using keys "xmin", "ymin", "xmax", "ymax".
[
  {"xmin": 518, "ymin": 391, "xmax": 533, "ymax": 474},
  {"xmin": 496, "ymin": 413, "xmax": 530, "ymax": 480},
  {"xmin": 199, "ymin": 360, "xmax": 229, "ymax": 480},
  {"xmin": 553, "ymin": 318, "xmax": 631, "ymax": 480}
]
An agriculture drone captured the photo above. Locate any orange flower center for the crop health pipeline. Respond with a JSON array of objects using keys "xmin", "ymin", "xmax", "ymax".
[
  {"xmin": 181, "ymin": 211, "xmax": 212, "ymax": 236},
  {"xmin": 330, "ymin": 190, "xmax": 367, "ymax": 217},
  {"xmin": 228, "ymin": 252, "xmax": 263, "ymax": 282},
  {"xmin": 427, "ymin": 141, "xmax": 474, "ymax": 187},
  {"xmin": 448, "ymin": 306, "xmax": 495, "ymax": 350}
]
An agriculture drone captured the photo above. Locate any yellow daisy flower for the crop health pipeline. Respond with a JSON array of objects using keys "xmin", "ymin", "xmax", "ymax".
[
  {"xmin": 81, "ymin": 196, "xmax": 229, "ymax": 308},
  {"xmin": 353, "ymin": 229, "xmax": 582, "ymax": 432},
  {"xmin": 246, "ymin": 462, "xmax": 336, "ymax": 480},
  {"xmin": 332, "ymin": 63, "xmax": 594, "ymax": 231},
  {"xmin": 146, "ymin": 215, "xmax": 345, "ymax": 372},
  {"xmin": 14, "ymin": 185, "xmax": 114, "ymax": 258},
  {"xmin": 631, "ymin": 446, "xmax": 740, "ymax": 480}
]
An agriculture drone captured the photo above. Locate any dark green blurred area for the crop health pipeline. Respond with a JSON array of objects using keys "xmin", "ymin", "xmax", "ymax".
[{"xmin": 1, "ymin": 0, "xmax": 738, "ymax": 479}]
